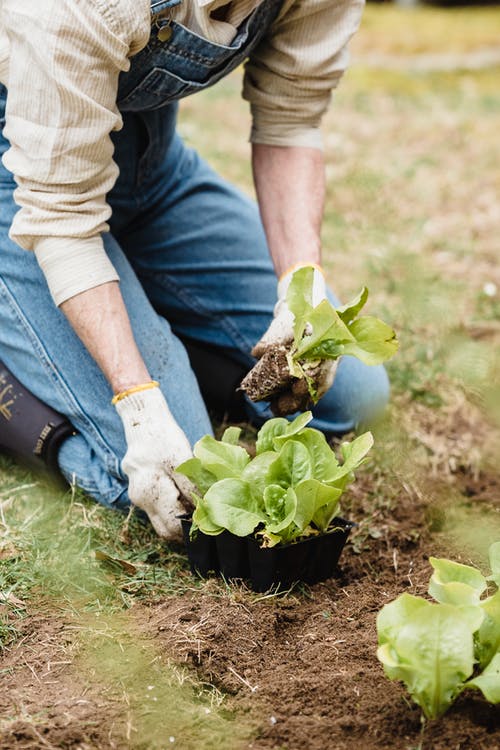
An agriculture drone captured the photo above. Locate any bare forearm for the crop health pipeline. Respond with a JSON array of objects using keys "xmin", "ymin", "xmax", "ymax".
[
  {"xmin": 252, "ymin": 144, "xmax": 325, "ymax": 277},
  {"xmin": 60, "ymin": 282, "xmax": 150, "ymax": 394}
]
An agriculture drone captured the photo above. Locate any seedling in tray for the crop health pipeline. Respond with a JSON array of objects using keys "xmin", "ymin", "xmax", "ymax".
[{"xmin": 176, "ymin": 411, "xmax": 372, "ymax": 590}]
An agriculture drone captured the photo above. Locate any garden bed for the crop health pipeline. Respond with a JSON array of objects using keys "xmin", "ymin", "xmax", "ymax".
[{"xmin": 1, "ymin": 459, "xmax": 499, "ymax": 749}]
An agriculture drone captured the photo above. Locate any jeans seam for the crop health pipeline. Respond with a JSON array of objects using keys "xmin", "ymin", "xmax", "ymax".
[{"xmin": 0, "ymin": 279, "xmax": 121, "ymax": 476}]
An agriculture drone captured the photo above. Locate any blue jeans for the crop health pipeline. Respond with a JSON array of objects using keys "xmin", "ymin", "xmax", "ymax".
[{"xmin": 0, "ymin": 96, "xmax": 389, "ymax": 511}]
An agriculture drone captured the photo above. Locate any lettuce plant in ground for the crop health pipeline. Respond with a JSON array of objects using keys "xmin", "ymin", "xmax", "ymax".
[
  {"xmin": 176, "ymin": 411, "xmax": 372, "ymax": 547},
  {"xmin": 377, "ymin": 542, "xmax": 500, "ymax": 719}
]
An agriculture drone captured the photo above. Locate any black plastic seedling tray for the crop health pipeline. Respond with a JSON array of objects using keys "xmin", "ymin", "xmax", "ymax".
[{"xmin": 180, "ymin": 515, "xmax": 355, "ymax": 592}]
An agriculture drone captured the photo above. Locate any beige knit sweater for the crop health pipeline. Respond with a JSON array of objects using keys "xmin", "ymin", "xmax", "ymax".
[{"xmin": 0, "ymin": 0, "xmax": 364, "ymax": 304}]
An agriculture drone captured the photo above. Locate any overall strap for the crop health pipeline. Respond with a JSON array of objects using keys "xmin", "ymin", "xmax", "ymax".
[{"xmin": 150, "ymin": 0, "xmax": 182, "ymax": 18}]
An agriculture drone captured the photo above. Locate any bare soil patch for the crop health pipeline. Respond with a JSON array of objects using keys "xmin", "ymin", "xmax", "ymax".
[{"xmin": 0, "ymin": 613, "xmax": 123, "ymax": 750}]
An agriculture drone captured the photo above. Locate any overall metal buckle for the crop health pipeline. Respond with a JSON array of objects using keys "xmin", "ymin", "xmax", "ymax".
[{"xmin": 150, "ymin": 0, "xmax": 182, "ymax": 42}]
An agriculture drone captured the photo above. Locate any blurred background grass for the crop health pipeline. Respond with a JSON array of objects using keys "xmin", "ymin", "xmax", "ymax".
[{"xmin": 1, "ymin": 3, "xmax": 499, "ymax": 743}]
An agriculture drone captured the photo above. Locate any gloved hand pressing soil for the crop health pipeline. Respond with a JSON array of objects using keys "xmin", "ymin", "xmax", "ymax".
[
  {"xmin": 115, "ymin": 386, "xmax": 195, "ymax": 541},
  {"xmin": 242, "ymin": 264, "xmax": 338, "ymax": 416}
]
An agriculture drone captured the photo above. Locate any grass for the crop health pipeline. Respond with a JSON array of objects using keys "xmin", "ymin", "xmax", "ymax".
[
  {"xmin": 1, "ymin": 4, "xmax": 500, "ymax": 746},
  {"xmin": 352, "ymin": 4, "xmax": 500, "ymax": 56}
]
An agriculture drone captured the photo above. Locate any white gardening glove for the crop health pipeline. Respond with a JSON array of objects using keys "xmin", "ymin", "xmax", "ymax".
[
  {"xmin": 252, "ymin": 264, "xmax": 327, "ymax": 357},
  {"xmin": 241, "ymin": 264, "xmax": 338, "ymax": 416},
  {"xmin": 115, "ymin": 386, "xmax": 194, "ymax": 541}
]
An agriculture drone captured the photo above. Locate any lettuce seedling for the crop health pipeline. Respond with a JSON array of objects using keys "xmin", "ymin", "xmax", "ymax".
[
  {"xmin": 285, "ymin": 268, "xmax": 399, "ymax": 394},
  {"xmin": 377, "ymin": 544, "xmax": 500, "ymax": 719},
  {"xmin": 177, "ymin": 411, "xmax": 372, "ymax": 547}
]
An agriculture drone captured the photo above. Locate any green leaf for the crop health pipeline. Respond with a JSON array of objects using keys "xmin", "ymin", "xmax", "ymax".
[
  {"xmin": 255, "ymin": 417, "xmax": 289, "ymax": 455},
  {"xmin": 263, "ymin": 484, "xmax": 288, "ymax": 523},
  {"xmin": 221, "ymin": 426, "xmax": 242, "ymax": 445},
  {"xmin": 477, "ymin": 590, "xmax": 500, "ymax": 668},
  {"xmin": 175, "ymin": 457, "xmax": 218, "ymax": 496},
  {"xmin": 241, "ymin": 451, "xmax": 277, "ymax": 504},
  {"xmin": 300, "ymin": 340, "xmax": 347, "ymax": 361},
  {"xmin": 204, "ymin": 479, "xmax": 264, "ymax": 537},
  {"xmin": 272, "ymin": 413, "xmax": 315, "ymax": 450},
  {"xmin": 265, "ymin": 487, "xmax": 298, "ymax": 534},
  {"xmin": 267, "ymin": 440, "xmax": 312, "ymax": 489},
  {"xmin": 286, "ymin": 428, "xmax": 340, "ymax": 482},
  {"xmin": 377, "ymin": 593, "xmax": 429, "ymax": 646},
  {"xmin": 285, "ymin": 266, "xmax": 315, "ymax": 346},
  {"xmin": 296, "ymin": 479, "xmax": 342, "ymax": 532},
  {"xmin": 377, "ymin": 595, "xmax": 483, "ymax": 719},
  {"xmin": 333, "ymin": 432, "xmax": 374, "ymax": 481},
  {"xmin": 466, "ymin": 651, "xmax": 500, "ymax": 703},
  {"xmin": 282, "ymin": 411, "xmax": 314, "ymax": 438},
  {"xmin": 336, "ymin": 287, "xmax": 369, "ymax": 325},
  {"xmin": 285, "ymin": 272, "xmax": 397, "ymax": 369},
  {"xmin": 488, "ymin": 541, "xmax": 500, "ymax": 586},
  {"xmin": 340, "ymin": 316, "xmax": 399, "ymax": 366},
  {"xmin": 428, "ymin": 558, "xmax": 487, "ymax": 607},
  {"xmin": 192, "ymin": 496, "xmax": 225, "ymax": 536},
  {"xmin": 193, "ymin": 435, "xmax": 250, "ymax": 480},
  {"xmin": 294, "ymin": 300, "xmax": 354, "ymax": 359}
]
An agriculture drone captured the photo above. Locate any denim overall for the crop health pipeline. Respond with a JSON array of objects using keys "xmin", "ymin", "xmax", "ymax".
[
  {"xmin": 0, "ymin": 1, "xmax": 389, "ymax": 510},
  {"xmin": 117, "ymin": 0, "xmax": 284, "ymax": 110}
]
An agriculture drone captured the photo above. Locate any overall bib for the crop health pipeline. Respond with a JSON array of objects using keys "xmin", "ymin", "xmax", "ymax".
[{"xmin": 0, "ymin": 0, "xmax": 389, "ymax": 509}]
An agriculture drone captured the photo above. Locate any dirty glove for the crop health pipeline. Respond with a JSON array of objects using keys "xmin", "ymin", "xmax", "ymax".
[
  {"xmin": 241, "ymin": 264, "xmax": 338, "ymax": 416},
  {"xmin": 114, "ymin": 385, "xmax": 194, "ymax": 541}
]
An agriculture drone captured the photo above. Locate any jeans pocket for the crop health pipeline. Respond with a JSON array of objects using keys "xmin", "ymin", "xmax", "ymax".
[{"xmin": 117, "ymin": 67, "xmax": 198, "ymax": 112}]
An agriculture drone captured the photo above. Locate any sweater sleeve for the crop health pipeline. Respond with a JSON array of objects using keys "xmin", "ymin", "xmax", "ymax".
[
  {"xmin": 1, "ymin": 0, "xmax": 149, "ymax": 305},
  {"xmin": 243, "ymin": 0, "xmax": 365, "ymax": 149}
]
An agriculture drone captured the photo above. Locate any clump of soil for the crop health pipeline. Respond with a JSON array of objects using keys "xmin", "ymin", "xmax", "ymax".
[{"xmin": 240, "ymin": 343, "xmax": 317, "ymax": 415}]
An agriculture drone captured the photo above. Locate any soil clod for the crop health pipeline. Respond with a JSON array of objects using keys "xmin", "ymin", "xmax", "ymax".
[{"xmin": 240, "ymin": 344, "xmax": 315, "ymax": 416}]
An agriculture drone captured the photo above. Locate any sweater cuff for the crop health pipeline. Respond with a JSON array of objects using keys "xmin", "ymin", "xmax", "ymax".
[
  {"xmin": 249, "ymin": 112, "xmax": 324, "ymax": 150},
  {"xmin": 34, "ymin": 235, "xmax": 120, "ymax": 306}
]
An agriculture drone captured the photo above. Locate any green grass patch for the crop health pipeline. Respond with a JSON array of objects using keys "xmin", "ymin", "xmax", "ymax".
[
  {"xmin": 353, "ymin": 5, "xmax": 500, "ymax": 56},
  {"xmin": 0, "ymin": 468, "xmax": 198, "ymax": 616},
  {"xmin": 346, "ymin": 65, "xmax": 500, "ymax": 103}
]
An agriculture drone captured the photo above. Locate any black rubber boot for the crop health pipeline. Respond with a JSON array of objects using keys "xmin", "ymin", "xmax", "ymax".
[{"xmin": 0, "ymin": 361, "xmax": 75, "ymax": 473}]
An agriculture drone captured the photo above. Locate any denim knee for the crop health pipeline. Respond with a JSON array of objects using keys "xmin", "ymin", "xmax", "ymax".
[
  {"xmin": 311, "ymin": 358, "xmax": 390, "ymax": 434},
  {"xmin": 57, "ymin": 432, "xmax": 129, "ymax": 510}
]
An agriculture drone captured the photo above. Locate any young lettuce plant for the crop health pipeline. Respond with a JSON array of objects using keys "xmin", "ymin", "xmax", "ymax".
[
  {"xmin": 176, "ymin": 411, "xmax": 372, "ymax": 547},
  {"xmin": 241, "ymin": 267, "xmax": 399, "ymax": 408},
  {"xmin": 287, "ymin": 267, "xmax": 399, "ymax": 382},
  {"xmin": 376, "ymin": 542, "xmax": 500, "ymax": 719}
]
